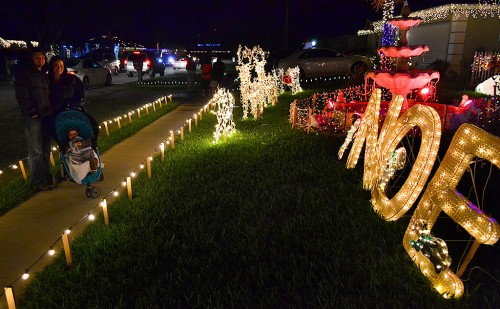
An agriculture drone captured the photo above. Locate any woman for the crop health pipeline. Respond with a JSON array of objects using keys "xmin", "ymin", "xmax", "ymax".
[
  {"xmin": 48, "ymin": 56, "xmax": 85, "ymax": 113},
  {"xmin": 47, "ymin": 57, "xmax": 99, "ymax": 147}
]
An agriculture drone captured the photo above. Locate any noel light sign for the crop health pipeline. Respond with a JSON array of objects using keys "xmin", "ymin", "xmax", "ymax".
[{"xmin": 339, "ymin": 89, "xmax": 500, "ymax": 299}]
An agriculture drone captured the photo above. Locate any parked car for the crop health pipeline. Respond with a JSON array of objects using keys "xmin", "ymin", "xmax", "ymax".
[
  {"xmin": 64, "ymin": 58, "xmax": 112, "ymax": 89},
  {"xmin": 119, "ymin": 51, "xmax": 130, "ymax": 71},
  {"xmin": 91, "ymin": 52, "xmax": 120, "ymax": 75},
  {"xmin": 277, "ymin": 48, "xmax": 373, "ymax": 79},
  {"xmin": 125, "ymin": 51, "xmax": 165, "ymax": 77},
  {"xmin": 172, "ymin": 57, "xmax": 187, "ymax": 70}
]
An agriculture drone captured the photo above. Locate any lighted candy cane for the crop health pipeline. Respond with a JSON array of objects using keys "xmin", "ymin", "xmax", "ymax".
[{"xmin": 403, "ymin": 123, "xmax": 500, "ymax": 299}]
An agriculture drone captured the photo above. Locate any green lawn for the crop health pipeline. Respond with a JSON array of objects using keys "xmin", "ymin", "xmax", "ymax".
[{"xmin": 18, "ymin": 91, "xmax": 497, "ymax": 308}]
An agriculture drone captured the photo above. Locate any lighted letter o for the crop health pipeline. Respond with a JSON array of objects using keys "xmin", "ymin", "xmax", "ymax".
[{"xmin": 371, "ymin": 104, "xmax": 442, "ymax": 221}]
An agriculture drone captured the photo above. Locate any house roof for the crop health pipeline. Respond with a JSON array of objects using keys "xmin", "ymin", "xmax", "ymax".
[{"xmin": 358, "ymin": 3, "xmax": 500, "ymax": 36}]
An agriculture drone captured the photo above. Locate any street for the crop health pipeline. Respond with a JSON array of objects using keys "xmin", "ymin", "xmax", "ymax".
[{"xmin": 0, "ymin": 66, "xmax": 187, "ymax": 110}]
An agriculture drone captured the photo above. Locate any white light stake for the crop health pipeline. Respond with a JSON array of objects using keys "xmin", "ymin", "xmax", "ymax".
[
  {"xmin": 147, "ymin": 157, "xmax": 152, "ymax": 178},
  {"xmin": 152, "ymin": 101, "xmax": 156, "ymax": 112},
  {"xmin": 18, "ymin": 160, "xmax": 27, "ymax": 181},
  {"xmin": 194, "ymin": 114, "xmax": 198, "ymax": 126},
  {"xmin": 127, "ymin": 176, "xmax": 132, "ymax": 199},
  {"xmin": 188, "ymin": 119, "xmax": 192, "ymax": 132},
  {"xmin": 169, "ymin": 95, "xmax": 173, "ymax": 102},
  {"xmin": 116, "ymin": 118, "xmax": 121, "ymax": 129},
  {"xmin": 170, "ymin": 130, "xmax": 175, "ymax": 149},
  {"xmin": 160, "ymin": 143, "xmax": 165, "ymax": 161},
  {"xmin": 62, "ymin": 233, "xmax": 72, "ymax": 266},
  {"xmin": 159, "ymin": 98, "xmax": 163, "ymax": 108},
  {"xmin": 145, "ymin": 105, "xmax": 149, "ymax": 114},
  {"xmin": 101, "ymin": 199, "xmax": 109, "ymax": 225},
  {"xmin": 4, "ymin": 286, "xmax": 16, "ymax": 309},
  {"xmin": 128, "ymin": 112, "xmax": 132, "ymax": 124},
  {"xmin": 180, "ymin": 127, "xmax": 184, "ymax": 141},
  {"xmin": 199, "ymin": 111, "xmax": 202, "ymax": 121},
  {"xmin": 103, "ymin": 121, "xmax": 110, "ymax": 136},
  {"xmin": 50, "ymin": 151, "xmax": 55, "ymax": 166},
  {"xmin": 137, "ymin": 108, "xmax": 141, "ymax": 118}
]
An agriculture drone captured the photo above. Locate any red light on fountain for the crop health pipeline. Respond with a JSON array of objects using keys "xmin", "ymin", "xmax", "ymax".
[{"xmin": 365, "ymin": 1, "xmax": 440, "ymax": 107}]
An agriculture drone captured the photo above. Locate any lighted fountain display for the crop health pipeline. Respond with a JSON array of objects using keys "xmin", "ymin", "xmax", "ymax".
[{"xmin": 365, "ymin": 1, "xmax": 439, "ymax": 104}]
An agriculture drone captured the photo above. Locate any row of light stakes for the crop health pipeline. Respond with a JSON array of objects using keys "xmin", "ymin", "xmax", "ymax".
[
  {"xmin": 0, "ymin": 95, "xmax": 173, "ymax": 183},
  {"xmin": 2, "ymin": 98, "xmax": 213, "ymax": 309}
]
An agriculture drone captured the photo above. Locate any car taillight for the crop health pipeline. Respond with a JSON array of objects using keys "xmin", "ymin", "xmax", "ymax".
[
  {"xmin": 124, "ymin": 60, "xmax": 128, "ymax": 64},
  {"xmin": 146, "ymin": 60, "xmax": 151, "ymax": 65}
]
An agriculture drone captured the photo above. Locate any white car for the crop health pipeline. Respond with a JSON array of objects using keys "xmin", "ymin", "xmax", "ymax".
[
  {"xmin": 125, "ymin": 51, "xmax": 165, "ymax": 77},
  {"xmin": 64, "ymin": 58, "xmax": 112, "ymax": 89},
  {"xmin": 172, "ymin": 58, "xmax": 187, "ymax": 70},
  {"xmin": 277, "ymin": 48, "xmax": 373, "ymax": 79}
]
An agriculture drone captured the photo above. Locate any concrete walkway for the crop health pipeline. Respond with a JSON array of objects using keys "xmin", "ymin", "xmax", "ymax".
[{"xmin": 0, "ymin": 92, "xmax": 209, "ymax": 308}]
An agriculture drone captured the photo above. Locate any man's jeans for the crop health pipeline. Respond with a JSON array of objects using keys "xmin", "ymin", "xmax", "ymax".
[{"xmin": 24, "ymin": 117, "xmax": 52, "ymax": 187}]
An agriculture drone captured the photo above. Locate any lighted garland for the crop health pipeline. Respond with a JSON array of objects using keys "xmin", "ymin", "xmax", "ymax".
[
  {"xmin": 358, "ymin": 4, "xmax": 500, "ymax": 36},
  {"xmin": 0, "ymin": 36, "xmax": 38, "ymax": 48}
]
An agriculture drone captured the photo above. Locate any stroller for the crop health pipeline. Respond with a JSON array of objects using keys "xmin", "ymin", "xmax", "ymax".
[{"xmin": 55, "ymin": 108, "xmax": 103, "ymax": 198}]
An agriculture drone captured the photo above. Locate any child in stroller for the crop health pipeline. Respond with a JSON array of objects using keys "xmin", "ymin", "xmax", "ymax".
[
  {"xmin": 65, "ymin": 128, "xmax": 99, "ymax": 173},
  {"xmin": 55, "ymin": 108, "xmax": 103, "ymax": 198}
]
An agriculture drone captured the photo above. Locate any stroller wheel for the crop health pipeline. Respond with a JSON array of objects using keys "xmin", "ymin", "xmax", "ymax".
[
  {"xmin": 90, "ymin": 186, "xmax": 101, "ymax": 198},
  {"xmin": 85, "ymin": 187, "xmax": 92, "ymax": 197}
]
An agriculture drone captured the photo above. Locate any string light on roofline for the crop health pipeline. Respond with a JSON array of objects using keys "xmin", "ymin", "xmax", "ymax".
[{"xmin": 358, "ymin": 4, "xmax": 500, "ymax": 35}]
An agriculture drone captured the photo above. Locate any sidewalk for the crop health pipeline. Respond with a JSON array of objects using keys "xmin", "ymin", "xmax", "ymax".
[{"xmin": 0, "ymin": 92, "xmax": 208, "ymax": 308}]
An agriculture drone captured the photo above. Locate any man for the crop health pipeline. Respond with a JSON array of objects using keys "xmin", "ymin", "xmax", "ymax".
[{"xmin": 15, "ymin": 48, "xmax": 54, "ymax": 191}]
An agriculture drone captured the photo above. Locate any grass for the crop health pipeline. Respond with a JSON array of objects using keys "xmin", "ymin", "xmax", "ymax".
[
  {"xmin": 17, "ymin": 91, "xmax": 498, "ymax": 308},
  {"xmin": 0, "ymin": 84, "xmax": 180, "ymax": 215}
]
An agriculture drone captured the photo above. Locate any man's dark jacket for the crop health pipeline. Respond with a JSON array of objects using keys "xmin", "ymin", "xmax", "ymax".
[{"xmin": 15, "ymin": 67, "xmax": 51, "ymax": 118}]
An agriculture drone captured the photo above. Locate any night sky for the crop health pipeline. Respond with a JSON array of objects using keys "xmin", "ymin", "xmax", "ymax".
[{"xmin": 0, "ymin": 0, "xmax": 477, "ymax": 51}]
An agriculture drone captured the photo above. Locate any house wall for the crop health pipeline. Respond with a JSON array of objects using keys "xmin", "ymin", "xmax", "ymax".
[
  {"xmin": 407, "ymin": 19, "xmax": 451, "ymax": 69},
  {"xmin": 464, "ymin": 16, "xmax": 500, "ymax": 65}
]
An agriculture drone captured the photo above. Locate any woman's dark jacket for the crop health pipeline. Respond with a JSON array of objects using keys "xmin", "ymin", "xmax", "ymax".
[{"xmin": 49, "ymin": 73, "xmax": 85, "ymax": 113}]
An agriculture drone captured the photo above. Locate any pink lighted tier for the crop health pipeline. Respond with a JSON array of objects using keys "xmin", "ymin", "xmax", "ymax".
[
  {"xmin": 365, "ymin": 71, "xmax": 440, "ymax": 96},
  {"xmin": 389, "ymin": 18, "xmax": 423, "ymax": 30},
  {"xmin": 379, "ymin": 45, "xmax": 429, "ymax": 58}
]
